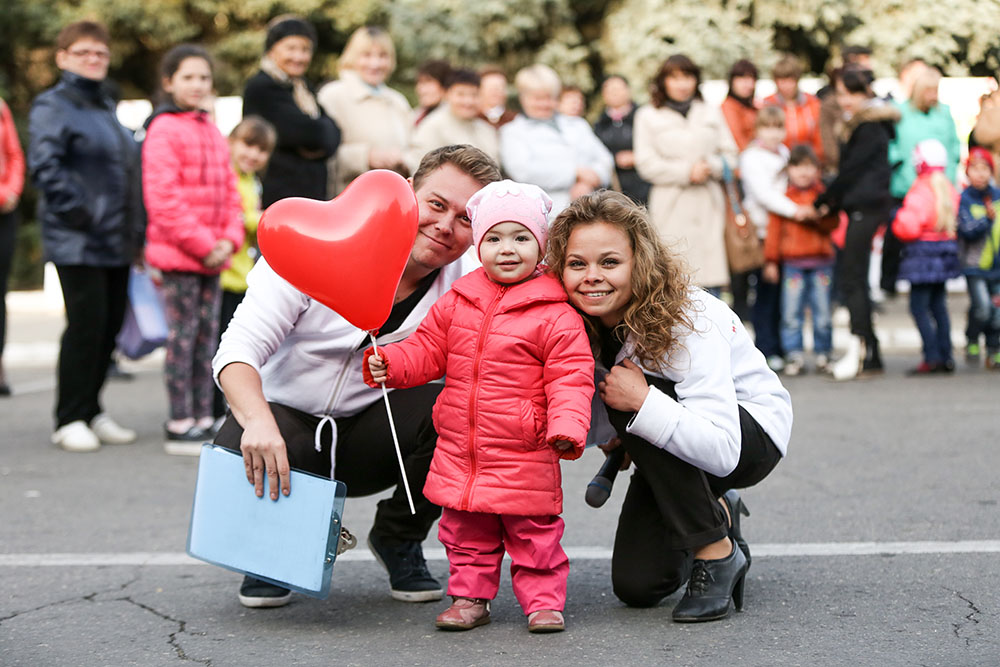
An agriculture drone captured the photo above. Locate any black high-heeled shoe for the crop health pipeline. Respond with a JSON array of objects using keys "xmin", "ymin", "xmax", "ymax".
[
  {"xmin": 722, "ymin": 489, "xmax": 751, "ymax": 569},
  {"xmin": 672, "ymin": 543, "xmax": 748, "ymax": 623}
]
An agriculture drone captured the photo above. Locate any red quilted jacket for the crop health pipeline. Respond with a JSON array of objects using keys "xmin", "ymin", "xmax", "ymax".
[
  {"xmin": 142, "ymin": 109, "xmax": 244, "ymax": 274},
  {"xmin": 363, "ymin": 268, "xmax": 594, "ymax": 515}
]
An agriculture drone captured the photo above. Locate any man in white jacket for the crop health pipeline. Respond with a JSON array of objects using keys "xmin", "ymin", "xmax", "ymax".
[{"xmin": 212, "ymin": 145, "xmax": 501, "ymax": 608}]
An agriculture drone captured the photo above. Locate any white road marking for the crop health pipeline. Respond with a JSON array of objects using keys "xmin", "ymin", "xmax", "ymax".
[{"xmin": 1, "ymin": 541, "xmax": 999, "ymax": 567}]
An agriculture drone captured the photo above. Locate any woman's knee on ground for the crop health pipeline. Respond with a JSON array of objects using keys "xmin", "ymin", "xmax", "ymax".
[{"xmin": 611, "ymin": 564, "xmax": 685, "ymax": 608}]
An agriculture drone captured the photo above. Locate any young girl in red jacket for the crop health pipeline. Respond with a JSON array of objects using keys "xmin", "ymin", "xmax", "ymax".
[
  {"xmin": 143, "ymin": 45, "xmax": 244, "ymax": 451},
  {"xmin": 365, "ymin": 180, "xmax": 594, "ymax": 633},
  {"xmin": 891, "ymin": 138, "xmax": 960, "ymax": 374}
]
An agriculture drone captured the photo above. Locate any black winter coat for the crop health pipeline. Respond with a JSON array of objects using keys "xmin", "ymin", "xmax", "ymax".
[
  {"xmin": 593, "ymin": 105, "xmax": 651, "ymax": 205},
  {"xmin": 815, "ymin": 101, "xmax": 901, "ymax": 213},
  {"xmin": 28, "ymin": 72, "xmax": 144, "ymax": 266},
  {"xmin": 242, "ymin": 71, "xmax": 341, "ymax": 207}
]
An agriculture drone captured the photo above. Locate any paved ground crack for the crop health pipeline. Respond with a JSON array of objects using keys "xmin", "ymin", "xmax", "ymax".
[
  {"xmin": 947, "ymin": 588, "xmax": 981, "ymax": 647},
  {"xmin": 119, "ymin": 596, "xmax": 211, "ymax": 665},
  {"xmin": 0, "ymin": 574, "xmax": 137, "ymax": 625}
]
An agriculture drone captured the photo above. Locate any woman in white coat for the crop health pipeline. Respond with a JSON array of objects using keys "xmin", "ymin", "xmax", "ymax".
[
  {"xmin": 317, "ymin": 26, "xmax": 412, "ymax": 195},
  {"xmin": 634, "ymin": 54, "xmax": 738, "ymax": 293},
  {"xmin": 547, "ymin": 191, "xmax": 792, "ymax": 623}
]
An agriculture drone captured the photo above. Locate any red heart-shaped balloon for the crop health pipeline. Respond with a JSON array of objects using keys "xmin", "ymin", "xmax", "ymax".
[{"xmin": 257, "ymin": 170, "xmax": 418, "ymax": 331}]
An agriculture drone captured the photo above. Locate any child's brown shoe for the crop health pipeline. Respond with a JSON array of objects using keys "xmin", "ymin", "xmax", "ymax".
[
  {"xmin": 527, "ymin": 609, "xmax": 565, "ymax": 633},
  {"xmin": 435, "ymin": 597, "xmax": 491, "ymax": 630}
]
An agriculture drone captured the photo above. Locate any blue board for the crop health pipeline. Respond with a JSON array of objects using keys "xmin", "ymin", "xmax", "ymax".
[{"xmin": 186, "ymin": 444, "xmax": 347, "ymax": 599}]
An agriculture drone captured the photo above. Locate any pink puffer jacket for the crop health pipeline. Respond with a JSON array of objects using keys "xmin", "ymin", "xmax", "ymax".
[
  {"xmin": 142, "ymin": 110, "xmax": 244, "ymax": 273},
  {"xmin": 363, "ymin": 268, "xmax": 594, "ymax": 515}
]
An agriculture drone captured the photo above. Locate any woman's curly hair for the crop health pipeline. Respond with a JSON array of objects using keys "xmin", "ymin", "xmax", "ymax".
[{"xmin": 546, "ymin": 191, "xmax": 695, "ymax": 371}]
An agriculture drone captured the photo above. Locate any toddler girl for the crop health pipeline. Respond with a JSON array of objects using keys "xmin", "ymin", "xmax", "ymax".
[
  {"xmin": 143, "ymin": 45, "xmax": 244, "ymax": 452},
  {"xmin": 365, "ymin": 180, "xmax": 594, "ymax": 633},
  {"xmin": 892, "ymin": 139, "xmax": 960, "ymax": 374}
]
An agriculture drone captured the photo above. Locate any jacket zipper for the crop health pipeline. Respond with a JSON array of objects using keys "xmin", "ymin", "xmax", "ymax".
[{"xmin": 459, "ymin": 286, "xmax": 506, "ymax": 510}]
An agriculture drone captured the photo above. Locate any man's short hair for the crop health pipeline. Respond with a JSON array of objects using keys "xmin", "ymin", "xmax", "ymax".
[
  {"xmin": 412, "ymin": 145, "xmax": 502, "ymax": 192},
  {"xmin": 56, "ymin": 21, "xmax": 110, "ymax": 51},
  {"xmin": 447, "ymin": 68, "xmax": 480, "ymax": 89},
  {"xmin": 772, "ymin": 54, "xmax": 804, "ymax": 81}
]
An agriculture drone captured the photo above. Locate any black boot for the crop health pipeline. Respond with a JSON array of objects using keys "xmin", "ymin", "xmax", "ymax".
[
  {"xmin": 861, "ymin": 336, "xmax": 883, "ymax": 374},
  {"xmin": 672, "ymin": 543, "xmax": 748, "ymax": 623},
  {"xmin": 721, "ymin": 490, "xmax": 751, "ymax": 569}
]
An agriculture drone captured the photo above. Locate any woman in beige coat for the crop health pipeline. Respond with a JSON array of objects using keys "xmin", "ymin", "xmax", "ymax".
[
  {"xmin": 317, "ymin": 26, "xmax": 412, "ymax": 195},
  {"xmin": 635, "ymin": 54, "xmax": 738, "ymax": 292}
]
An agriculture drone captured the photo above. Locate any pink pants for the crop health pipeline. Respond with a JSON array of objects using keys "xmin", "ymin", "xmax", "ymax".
[{"xmin": 438, "ymin": 508, "xmax": 569, "ymax": 615}]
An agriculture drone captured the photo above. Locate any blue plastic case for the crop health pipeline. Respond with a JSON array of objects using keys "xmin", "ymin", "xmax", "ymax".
[{"xmin": 186, "ymin": 444, "xmax": 347, "ymax": 599}]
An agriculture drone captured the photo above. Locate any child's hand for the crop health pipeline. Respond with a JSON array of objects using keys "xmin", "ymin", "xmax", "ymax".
[
  {"xmin": 553, "ymin": 439, "xmax": 573, "ymax": 452},
  {"xmin": 762, "ymin": 262, "xmax": 780, "ymax": 284},
  {"xmin": 794, "ymin": 204, "xmax": 816, "ymax": 221},
  {"xmin": 367, "ymin": 352, "xmax": 388, "ymax": 384}
]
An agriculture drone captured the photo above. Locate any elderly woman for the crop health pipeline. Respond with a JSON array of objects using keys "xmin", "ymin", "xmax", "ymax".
[
  {"xmin": 243, "ymin": 15, "xmax": 340, "ymax": 206},
  {"xmin": 500, "ymin": 64, "xmax": 613, "ymax": 214},
  {"xmin": 634, "ymin": 54, "xmax": 738, "ymax": 294},
  {"xmin": 317, "ymin": 26, "xmax": 412, "ymax": 195}
]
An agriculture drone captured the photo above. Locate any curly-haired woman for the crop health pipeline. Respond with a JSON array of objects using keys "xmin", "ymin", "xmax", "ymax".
[{"xmin": 546, "ymin": 190, "xmax": 792, "ymax": 622}]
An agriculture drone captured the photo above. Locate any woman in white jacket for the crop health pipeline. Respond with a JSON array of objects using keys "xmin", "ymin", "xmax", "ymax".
[{"xmin": 547, "ymin": 191, "xmax": 792, "ymax": 623}]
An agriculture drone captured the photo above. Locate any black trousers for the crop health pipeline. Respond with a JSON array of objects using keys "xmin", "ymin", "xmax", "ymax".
[
  {"xmin": 0, "ymin": 211, "xmax": 16, "ymax": 359},
  {"xmin": 607, "ymin": 377, "xmax": 782, "ymax": 607},
  {"xmin": 54, "ymin": 264, "xmax": 130, "ymax": 428},
  {"xmin": 839, "ymin": 207, "xmax": 886, "ymax": 342},
  {"xmin": 880, "ymin": 198, "xmax": 906, "ymax": 294},
  {"xmin": 214, "ymin": 383, "xmax": 444, "ymax": 543},
  {"xmin": 213, "ymin": 289, "xmax": 245, "ymax": 418}
]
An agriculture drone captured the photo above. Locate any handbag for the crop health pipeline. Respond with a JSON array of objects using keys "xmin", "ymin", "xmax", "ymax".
[
  {"xmin": 115, "ymin": 266, "xmax": 168, "ymax": 360},
  {"xmin": 721, "ymin": 162, "xmax": 765, "ymax": 273}
]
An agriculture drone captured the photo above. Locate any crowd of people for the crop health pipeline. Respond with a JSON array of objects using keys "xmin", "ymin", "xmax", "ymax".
[{"xmin": 3, "ymin": 12, "xmax": 998, "ymax": 633}]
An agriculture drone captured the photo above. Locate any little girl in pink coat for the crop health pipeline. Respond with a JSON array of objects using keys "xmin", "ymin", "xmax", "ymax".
[{"xmin": 365, "ymin": 180, "xmax": 594, "ymax": 633}]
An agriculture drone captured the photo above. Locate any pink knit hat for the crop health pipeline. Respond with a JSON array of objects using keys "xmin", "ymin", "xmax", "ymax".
[{"xmin": 467, "ymin": 180, "xmax": 553, "ymax": 259}]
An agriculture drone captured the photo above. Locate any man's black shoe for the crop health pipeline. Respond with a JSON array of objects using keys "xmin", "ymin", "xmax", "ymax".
[
  {"xmin": 238, "ymin": 575, "xmax": 292, "ymax": 608},
  {"xmin": 367, "ymin": 533, "xmax": 443, "ymax": 602}
]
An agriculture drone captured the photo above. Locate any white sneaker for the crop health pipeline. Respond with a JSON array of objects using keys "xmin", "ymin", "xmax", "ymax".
[
  {"xmin": 815, "ymin": 354, "xmax": 831, "ymax": 373},
  {"xmin": 766, "ymin": 355, "xmax": 785, "ymax": 373},
  {"xmin": 784, "ymin": 353, "xmax": 805, "ymax": 376},
  {"xmin": 52, "ymin": 420, "xmax": 100, "ymax": 452},
  {"xmin": 91, "ymin": 413, "xmax": 137, "ymax": 444},
  {"xmin": 832, "ymin": 336, "xmax": 862, "ymax": 381}
]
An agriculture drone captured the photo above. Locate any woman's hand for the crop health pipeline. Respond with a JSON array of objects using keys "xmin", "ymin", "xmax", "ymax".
[
  {"xmin": 615, "ymin": 150, "xmax": 635, "ymax": 169},
  {"xmin": 689, "ymin": 159, "xmax": 711, "ymax": 184},
  {"xmin": 1, "ymin": 193, "xmax": 19, "ymax": 214},
  {"xmin": 762, "ymin": 261, "xmax": 780, "ymax": 284},
  {"xmin": 369, "ymin": 147, "xmax": 403, "ymax": 170},
  {"xmin": 203, "ymin": 239, "xmax": 235, "ymax": 269},
  {"xmin": 598, "ymin": 436, "xmax": 631, "ymax": 470},
  {"xmin": 367, "ymin": 351, "xmax": 388, "ymax": 383},
  {"xmin": 599, "ymin": 358, "xmax": 650, "ymax": 412}
]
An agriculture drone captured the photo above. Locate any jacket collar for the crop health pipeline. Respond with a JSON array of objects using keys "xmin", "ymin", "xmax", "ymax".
[
  {"xmin": 58, "ymin": 71, "xmax": 112, "ymax": 108},
  {"xmin": 840, "ymin": 99, "xmax": 901, "ymax": 142},
  {"xmin": 339, "ymin": 69, "xmax": 388, "ymax": 103},
  {"xmin": 451, "ymin": 267, "xmax": 568, "ymax": 312}
]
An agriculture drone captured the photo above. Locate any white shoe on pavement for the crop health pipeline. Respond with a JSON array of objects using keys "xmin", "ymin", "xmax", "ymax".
[
  {"xmin": 91, "ymin": 413, "xmax": 137, "ymax": 444},
  {"xmin": 832, "ymin": 335, "xmax": 862, "ymax": 381},
  {"xmin": 52, "ymin": 420, "xmax": 101, "ymax": 452}
]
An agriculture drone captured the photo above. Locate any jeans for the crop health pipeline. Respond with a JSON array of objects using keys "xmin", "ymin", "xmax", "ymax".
[
  {"xmin": 909, "ymin": 282, "xmax": 953, "ymax": 364},
  {"xmin": 966, "ymin": 276, "xmax": 1000, "ymax": 350},
  {"xmin": 780, "ymin": 263, "xmax": 834, "ymax": 355},
  {"xmin": 751, "ymin": 272, "xmax": 783, "ymax": 358}
]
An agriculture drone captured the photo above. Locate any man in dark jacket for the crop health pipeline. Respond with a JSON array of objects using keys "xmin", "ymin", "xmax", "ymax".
[{"xmin": 28, "ymin": 20, "xmax": 144, "ymax": 452}]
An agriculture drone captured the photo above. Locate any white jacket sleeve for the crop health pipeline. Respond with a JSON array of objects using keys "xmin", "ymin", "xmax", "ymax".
[
  {"xmin": 624, "ymin": 315, "xmax": 743, "ymax": 477},
  {"xmin": 739, "ymin": 150, "xmax": 798, "ymax": 219},
  {"xmin": 500, "ymin": 120, "xmax": 578, "ymax": 192},
  {"xmin": 212, "ymin": 259, "xmax": 310, "ymax": 384}
]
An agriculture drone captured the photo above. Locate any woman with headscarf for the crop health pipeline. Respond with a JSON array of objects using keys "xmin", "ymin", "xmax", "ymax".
[
  {"xmin": 317, "ymin": 26, "xmax": 413, "ymax": 196},
  {"xmin": 242, "ymin": 15, "xmax": 340, "ymax": 206}
]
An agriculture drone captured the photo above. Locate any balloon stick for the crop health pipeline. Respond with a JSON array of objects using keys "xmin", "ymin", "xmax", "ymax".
[{"xmin": 369, "ymin": 333, "xmax": 416, "ymax": 515}]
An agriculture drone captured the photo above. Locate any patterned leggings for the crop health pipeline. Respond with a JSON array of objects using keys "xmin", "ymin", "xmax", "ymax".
[{"xmin": 160, "ymin": 271, "xmax": 221, "ymax": 420}]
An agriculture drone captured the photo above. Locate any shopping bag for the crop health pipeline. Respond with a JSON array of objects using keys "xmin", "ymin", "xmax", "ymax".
[
  {"xmin": 116, "ymin": 267, "xmax": 168, "ymax": 359},
  {"xmin": 187, "ymin": 444, "xmax": 348, "ymax": 599}
]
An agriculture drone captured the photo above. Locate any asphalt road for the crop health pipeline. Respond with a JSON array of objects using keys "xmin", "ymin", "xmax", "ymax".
[{"xmin": 1, "ymin": 299, "xmax": 998, "ymax": 666}]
